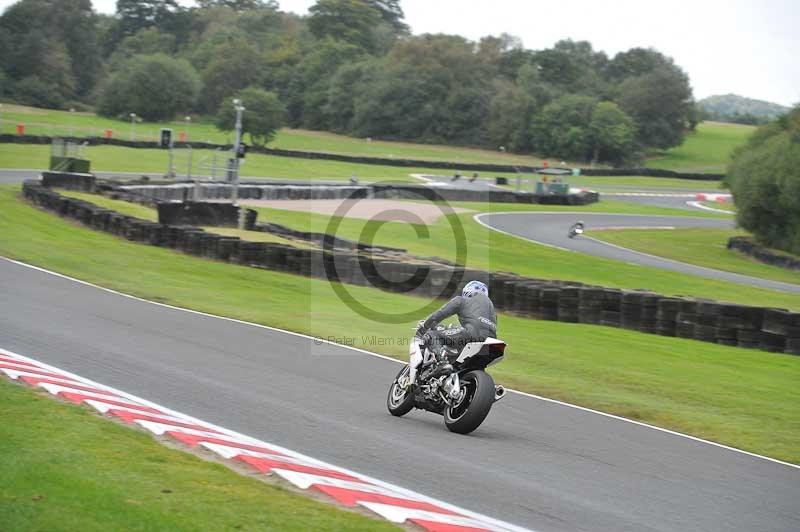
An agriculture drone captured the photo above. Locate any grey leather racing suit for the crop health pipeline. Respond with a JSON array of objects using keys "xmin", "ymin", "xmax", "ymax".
[{"xmin": 419, "ymin": 294, "xmax": 497, "ymax": 357}]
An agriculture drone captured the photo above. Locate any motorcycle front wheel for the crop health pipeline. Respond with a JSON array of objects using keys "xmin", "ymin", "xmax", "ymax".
[
  {"xmin": 387, "ymin": 365, "xmax": 415, "ymax": 417},
  {"xmin": 443, "ymin": 370, "xmax": 495, "ymax": 434}
]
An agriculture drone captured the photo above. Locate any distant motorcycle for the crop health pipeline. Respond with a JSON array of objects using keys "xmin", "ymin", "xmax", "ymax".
[
  {"xmin": 387, "ymin": 325, "xmax": 507, "ymax": 434},
  {"xmin": 568, "ymin": 221, "xmax": 585, "ymax": 238}
]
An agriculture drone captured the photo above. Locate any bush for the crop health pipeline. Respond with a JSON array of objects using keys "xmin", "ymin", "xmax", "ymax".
[
  {"xmin": 725, "ymin": 106, "xmax": 800, "ymax": 255},
  {"xmin": 13, "ymin": 76, "xmax": 65, "ymax": 109},
  {"xmin": 98, "ymin": 54, "xmax": 201, "ymax": 122}
]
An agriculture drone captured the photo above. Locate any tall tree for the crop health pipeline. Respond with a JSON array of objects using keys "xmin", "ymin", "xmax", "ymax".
[
  {"xmin": 617, "ymin": 64, "xmax": 694, "ymax": 149},
  {"xmin": 725, "ymin": 107, "xmax": 800, "ymax": 254},
  {"xmin": 607, "ymin": 47, "xmax": 672, "ymax": 80},
  {"xmin": 365, "ymin": 0, "xmax": 408, "ymax": 33},
  {"xmin": 307, "ymin": 0, "xmax": 383, "ymax": 53},
  {"xmin": 104, "ymin": 0, "xmax": 181, "ymax": 54},
  {"xmin": 0, "ymin": 0, "xmax": 100, "ymax": 101},
  {"xmin": 588, "ymin": 101, "xmax": 636, "ymax": 165}
]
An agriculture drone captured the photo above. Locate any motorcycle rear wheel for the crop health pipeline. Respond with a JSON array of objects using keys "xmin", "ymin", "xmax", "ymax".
[
  {"xmin": 387, "ymin": 365, "xmax": 415, "ymax": 417},
  {"xmin": 443, "ymin": 370, "xmax": 495, "ymax": 434}
]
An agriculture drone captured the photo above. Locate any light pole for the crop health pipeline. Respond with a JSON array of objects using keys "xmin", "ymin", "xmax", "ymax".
[
  {"xmin": 231, "ymin": 98, "xmax": 245, "ymax": 205},
  {"xmin": 185, "ymin": 116, "xmax": 191, "ymax": 142},
  {"xmin": 129, "ymin": 113, "xmax": 137, "ymax": 141}
]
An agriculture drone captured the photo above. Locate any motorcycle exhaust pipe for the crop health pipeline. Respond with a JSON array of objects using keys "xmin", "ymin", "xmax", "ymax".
[{"xmin": 494, "ymin": 385, "xmax": 506, "ymax": 402}]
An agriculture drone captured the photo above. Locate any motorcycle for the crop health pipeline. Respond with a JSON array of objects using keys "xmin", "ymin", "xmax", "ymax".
[
  {"xmin": 568, "ymin": 221, "xmax": 585, "ymax": 239},
  {"xmin": 386, "ymin": 325, "xmax": 507, "ymax": 434}
]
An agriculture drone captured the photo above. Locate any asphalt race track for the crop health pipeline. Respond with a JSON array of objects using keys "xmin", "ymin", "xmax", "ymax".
[
  {"xmin": 1, "ymin": 259, "xmax": 798, "ymax": 532},
  {"xmin": 476, "ymin": 212, "xmax": 800, "ymax": 294}
]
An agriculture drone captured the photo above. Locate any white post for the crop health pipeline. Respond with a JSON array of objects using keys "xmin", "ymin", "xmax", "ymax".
[
  {"xmin": 185, "ymin": 116, "xmax": 191, "ymax": 142},
  {"xmin": 186, "ymin": 145, "xmax": 193, "ymax": 179},
  {"xmin": 168, "ymin": 141, "xmax": 175, "ymax": 179},
  {"xmin": 129, "ymin": 113, "xmax": 137, "ymax": 141},
  {"xmin": 69, "ymin": 108, "xmax": 75, "ymax": 138},
  {"xmin": 231, "ymin": 98, "xmax": 245, "ymax": 205},
  {"xmin": 0, "ymin": 103, "xmax": 3, "ymax": 134}
]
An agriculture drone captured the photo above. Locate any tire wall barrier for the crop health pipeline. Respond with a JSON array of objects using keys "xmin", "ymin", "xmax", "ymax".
[
  {"xmin": 22, "ymin": 181, "xmax": 798, "ymax": 357},
  {"xmin": 728, "ymin": 236, "xmax": 800, "ymax": 271},
  {"xmin": 116, "ymin": 182, "xmax": 599, "ymax": 206},
  {"xmin": 1, "ymin": 134, "xmax": 722, "ymax": 180},
  {"xmin": 41, "ymin": 171, "xmax": 95, "ymax": 192},
  {"xmin": 157, "ymin": 202, "xmax": 241, "ymax": 227}
]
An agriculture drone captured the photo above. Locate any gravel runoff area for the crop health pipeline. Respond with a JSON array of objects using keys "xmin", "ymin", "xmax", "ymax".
[{"xmin": 241, "ymin": 199, "xmax": 474, "ymax": 224}]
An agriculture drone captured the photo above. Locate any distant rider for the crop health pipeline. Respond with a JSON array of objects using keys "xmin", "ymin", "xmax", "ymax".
[{"xmin": 410, "ymin": 280, "xmax": 497, "ymax": 383}]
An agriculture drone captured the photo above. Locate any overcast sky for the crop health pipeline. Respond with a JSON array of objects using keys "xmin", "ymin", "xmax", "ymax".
[{"xmin": 2, "ymin": 0, "xmax": 797, "ymax": 106}]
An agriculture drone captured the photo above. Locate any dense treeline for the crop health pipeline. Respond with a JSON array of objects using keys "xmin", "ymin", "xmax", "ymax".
[{"xmin": 0, "ymin": 0, "xmax": 698, "ymax": 164}]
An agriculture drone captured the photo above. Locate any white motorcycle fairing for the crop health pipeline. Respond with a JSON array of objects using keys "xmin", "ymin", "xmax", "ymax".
[{"xmin": 455, "ymin": 337, "xmax": 506, "ymax": 366}]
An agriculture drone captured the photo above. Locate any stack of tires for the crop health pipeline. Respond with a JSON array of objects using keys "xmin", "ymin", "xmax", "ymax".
[
  {"xmin": 675, "ymin": 300, "xmax": 698, "ymax": 339},
  {"xmin": 656, "ymin": 298, "xmax": 681, "ymax": 336},
  {"xmin": 693, "ymin": 301, "xmax": 721, "ymax": 343},
  {"xmin": 557, "ymin": 286, "xmax": 580, "ymax": 323},
  {"xmin": 578, "ymin": 287, "xmax": 604, "ymax": 325},
  {"xmin": 600, "ymin": 289, "xmax": 622, "ymax": 327}
]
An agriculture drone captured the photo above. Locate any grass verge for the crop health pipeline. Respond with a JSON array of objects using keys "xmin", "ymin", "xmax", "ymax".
[
  {"xmin": 591, "ymin": 228, "xmax": 800, "ymax": 286},
  {"xmin": 0, "ymin": 378, "xmax": 398, "ymax": 531},
  {"xmin": 0, "ymin": 185, "xmax": 798, "ymax": 463}
]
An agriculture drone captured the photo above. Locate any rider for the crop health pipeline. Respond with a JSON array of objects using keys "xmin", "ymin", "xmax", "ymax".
[{"xmin": 411, "ymin": 280, "xmax": 498, "ymax": 382}]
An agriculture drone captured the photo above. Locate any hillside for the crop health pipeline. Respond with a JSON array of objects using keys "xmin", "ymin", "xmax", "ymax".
[{"xmin": 699, "ymin": 94, "xmax": 790, "ymax": 124}]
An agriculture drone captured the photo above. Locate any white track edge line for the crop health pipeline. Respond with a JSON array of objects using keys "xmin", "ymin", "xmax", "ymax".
[
  {"xmin": 0, "ymin": 345, "xmax": 531, "ymax": 532},
  {"xmin": 686, "ymin": 201, "xmax": 736, "ymax": 214},
  {"xmin": 473, "ymin": 213, "xmax": 571, "ymax": 251},
  {"xmin": 2, "ymin": 255, "xmax": 798, "ymax": 471}
]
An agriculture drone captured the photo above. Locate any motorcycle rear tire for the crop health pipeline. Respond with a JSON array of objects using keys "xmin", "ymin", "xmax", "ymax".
[
  {"xmin": 387, "ymin": 365, "xmax": 415, "ymax": 417},
  {"xmin": 444, "ymin": 370, "xmax": 495, "ymax": 434}
]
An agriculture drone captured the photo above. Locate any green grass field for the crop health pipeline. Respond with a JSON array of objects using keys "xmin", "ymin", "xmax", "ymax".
[
  {"xmin": 1, "ymin": 184, "xmax": 798, "ymax": 463},
  {"xmin": 1, "ymin": 103, "xmax": 751, "ymax": 172},
  {"xmin": 647, "ymin": 121, "xmax": 755, "ymax": 172},
  {"xmin": 0, "ymin": 378, "xmax": 398, "ymax": 532},
  {"xmin": 591, "ymin": 228, "xmax": 799, "ymax": 286},
  {"xmin": 0, "ymin": 102, "xmax": 561, "ymax": 166}
]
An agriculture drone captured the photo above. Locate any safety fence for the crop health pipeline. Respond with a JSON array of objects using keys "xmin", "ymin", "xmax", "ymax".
[{"xmin": 21, "ymin": 181, "xmax": 798, "ymax": 356}]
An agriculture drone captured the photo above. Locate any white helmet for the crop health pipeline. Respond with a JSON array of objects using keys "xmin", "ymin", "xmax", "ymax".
[{"xmin": 462, "ymin": 280, "xmax": 489, "ymax": 298}]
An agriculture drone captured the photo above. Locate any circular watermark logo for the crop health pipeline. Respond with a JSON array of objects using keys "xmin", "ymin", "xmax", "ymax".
[{"xmin": 322, "ymin": 183, "xmax": 467, "ymax": 324}]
